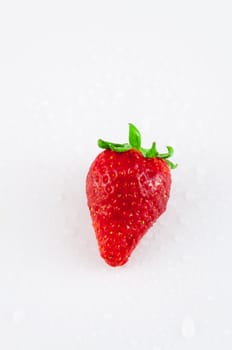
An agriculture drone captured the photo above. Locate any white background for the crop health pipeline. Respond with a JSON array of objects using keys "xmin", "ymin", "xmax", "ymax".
[{"xmin": 0, "ymin": 1, "xmax": 232, "ymax": 349}]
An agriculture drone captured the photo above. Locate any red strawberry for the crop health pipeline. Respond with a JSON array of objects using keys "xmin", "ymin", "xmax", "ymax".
[{"xmin": 86, "ymin": 124, "xmax": 177, "ymax": 267}]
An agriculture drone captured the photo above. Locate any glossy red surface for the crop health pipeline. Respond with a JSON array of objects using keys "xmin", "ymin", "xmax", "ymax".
[{"xmin": 86, "ymin": 149, "xmax": 171, "ymax": 266}]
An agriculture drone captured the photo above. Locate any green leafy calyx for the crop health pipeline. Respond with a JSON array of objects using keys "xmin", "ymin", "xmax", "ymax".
[{"xmin": 98, "ymin": 123, "xmax": 177, "ymax": 169}]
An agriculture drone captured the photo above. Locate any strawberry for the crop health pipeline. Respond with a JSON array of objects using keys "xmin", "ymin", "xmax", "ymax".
[{"xmin": 86, "ymin": 123, "xmax": 177, "ymax": 267}]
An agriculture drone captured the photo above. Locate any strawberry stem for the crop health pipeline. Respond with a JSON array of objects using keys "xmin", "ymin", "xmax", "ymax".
[{"xmin": 98, "ymin": 123, "xmax": 177, "ymax": 169}]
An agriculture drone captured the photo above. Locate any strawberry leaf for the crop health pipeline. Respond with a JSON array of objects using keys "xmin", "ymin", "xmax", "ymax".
[
  {"xmin": 98, "ymin": 139, "xmax": 131, "ymax": 152},
  {"xmin": 158, "ymin": 146, "xmax": 174, "ymax": 159},
  {"xmin": 129, "ymin": 123, "xmax": 141, "ymax": 149},
  {"xmin": 165, "ymin": 159, "xmax": 178, "ymax": 169},
  {"xmin": 97, "ymin": 123, "xmax": 177, "ymax": 170},
  {"xmin": 144, "ymin": 142, "xmax": 158, "ymax": 158}
]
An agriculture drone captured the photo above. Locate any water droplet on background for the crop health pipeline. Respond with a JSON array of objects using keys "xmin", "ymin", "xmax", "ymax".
[
  {"xmin": 13, "ymin": 309, "xmax": 25, "ymax": 324},
  {"xmin": 181, "ymin": 317, "xmax": 195, "ymax": 339}
]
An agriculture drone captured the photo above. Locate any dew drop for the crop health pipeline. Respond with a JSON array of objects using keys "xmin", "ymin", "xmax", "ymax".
[{"xmin": 181, "ymin": 317, "xmax": 195, "ymax": 338}]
